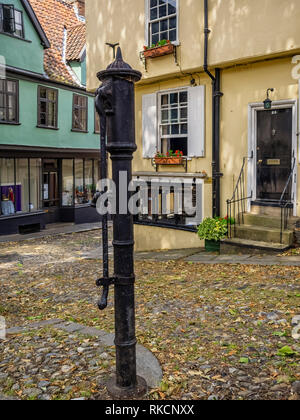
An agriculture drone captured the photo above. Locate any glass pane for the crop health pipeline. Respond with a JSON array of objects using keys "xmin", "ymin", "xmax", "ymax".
[
  {"xmin": 0, "ymin": 80, "xmax": 4, "ymax": 92},
  {"xmin": 181, "ymin": 123, "xmax": 188, "ymax": 134},
  {"xmin": 95, "ymin": 111, "xmax": 100, "ymax": 133},
  {"xmin": 0, "ymin": 158, "xmax": 15, "ymax": 216},
  {"xmin": 160, "ymin": 19, "xmax": 168, "ymax": 31},
  {"xmin": 168, "ymin": 1, "xmax": 176, "ymax": 15},
  {"xmin": 179, "ymin": 91, "xmax": 188, "ymax": 103},
  {"xmin": 0, "ymin": 107, "xmax": 5, "ymax": 121},
  {"xmin": 171, "ymin": 108, "xmax": 178, "ymax": 121},
  {"xmin": 152, "ymin": 33, "xmax": 159, "ymax": 45},
  {"xmin": 169, "ymin": 29, "xmax": 176, "ymax": 41},
  {"xmin": 16, "ymin": 159, "xmax": 29, "ymax": 212},
  {"xmin": 150, "ymin": 0, "xmax": 157, "ymax": 7},
  {"xmin": 162, "ymin": 125, "xmax": 170, "ymax": 135},
  {"xmin": 47, "ymin": 90, "xmax": 56, "ymax": 101},
  {"xmin": 30, "ymin": 159, "xmax": 42, "ymax": 210},
  {"xmin": 169, "ymin": 16, "xmax": 176, "ymax": 29},
  {"xmin": 40, "ymin": 112, "xmax": 46, "ymax": 126},
  {"xmin": 0, "ymin": 93, "xmax": 5, "ymax": 107},
  {"xmin": 40, "ymin": 101, "xmax": 46, "ymax": 113},
  {"xmin": 170, "ymin": 92, "xmax": 178, "ymax": 105},
  {"xmin": 7, "ymin": 81, "xmax": 16, "ymax": 93},
  {"xmin": 94, "ymin": 160, "xmax": 100, "ymax": 185},
  {"xmin": 161, "ymin": 31, "xmax": 168, "ymax": 40},
  {"xmin": 85, "ymin": 160, "xmax": 94, "ymax": 203},
  {"xmin": 48, "ymin": 102, "xmax": 56, "ymax": 127},
  {"xmin": 14, "ymin": 11, "xmax": 22, "ymax": 24},
  {"xmin": 62, "ymin": 159, "xmax": 74, "ymax": 206},
  {"xmin": 180, "ymin": 107, "xmax": 187, "ymax": 121},
  {"xmin": 8, "ymin": 107, "xmax": 16, "ymax": 121},
  {"xmin": 170, "ymin": 138, "xmax": 187, "ymax": 156},
  {"xmin": 161, "ymin": 109, "xmax": 169, "ymax": 123},
  {"xmin": 39, "ymin": 88, "xmax": 47, "ymax": 98},
  {"xmin": 171, "ymin": 124, "xmax": 179, "ymax": 134},
  {"xmin": 75, "ymin": 159, "xmax": 84, "ymax": 205},
  {"xmin": 161, "ymin": 94, "xmax": 168, "ymax": 106},
  {"xmin": 152, "ymin": 22, "xmax": 159, "ymax": 34},
  {"xmin": 159, "ymin": 4, "xmax": 167, "ymax": 17},
  {"xmin": 150, "ymin": 7, "xmax": 157, "ymax": 20}
]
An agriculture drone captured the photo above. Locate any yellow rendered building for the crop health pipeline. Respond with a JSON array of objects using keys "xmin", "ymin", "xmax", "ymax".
[{"xmin": 86, "ymin": 0, "xmax": 300, "ymax": 251}]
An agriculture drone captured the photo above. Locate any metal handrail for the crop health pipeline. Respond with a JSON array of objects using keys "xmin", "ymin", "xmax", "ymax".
[
  {"xmin": 280, "ymin": 157, "xmax": 296, "ymax": 243},
  {"xmin": 227, "ymin": 154, "xmax": 253, "ymax": 238}
]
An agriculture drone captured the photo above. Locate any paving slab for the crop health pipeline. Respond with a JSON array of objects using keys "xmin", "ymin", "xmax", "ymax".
[
  {"xmin": 5, "ymin": 320, "xmax": 162, "ymax": 389},
  {"xmin": 135, "ymin": 248, "xmax": 202, "ymax": 261},
  {"xmin": 0, "ymin": 222, "xmax": 105, "ymax": 243}
]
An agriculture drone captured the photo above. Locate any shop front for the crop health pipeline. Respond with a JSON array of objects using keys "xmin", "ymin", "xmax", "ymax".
[{"xmin": 0, "ymin": 150, "xmax": 101, "ymax": 235}]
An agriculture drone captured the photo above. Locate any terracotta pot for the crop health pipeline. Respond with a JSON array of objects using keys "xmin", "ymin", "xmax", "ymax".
[
  {"xmin": 143, "ymin": 43, "xmax": 174, "ymax": 59},
  {"xmin": 155, "ymin": 157, "xmax": 183, "ymax": 165}
]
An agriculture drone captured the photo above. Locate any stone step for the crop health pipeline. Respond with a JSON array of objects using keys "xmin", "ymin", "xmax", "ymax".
[
  {"xmin": 251, "ymin": 204, "xmax": 292, "ymax": 217},
  {"xmin": 242, "ymin": 213, "xmax": 299, "ymax": 230},
  {"xmin": 222, "ymin": 237, "xmax": 290, "ymax": 252},
  {"xmin": 234, "ymin": 224, "xmax": 293, "ymax": 246}
]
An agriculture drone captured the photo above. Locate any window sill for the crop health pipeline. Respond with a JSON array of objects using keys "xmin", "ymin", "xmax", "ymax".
[
  {"xmin": 71, "ymin": 129, "xmax": 88, "ymax": 134},
  {"xmin": 0, "ymin": 121, "xmax": 21, "ymax": 126},
  {"xmin": 0, "ymin": 32, "xmax": 31, "ymax": 43},
  {"xmin": 36, "ymin": 125, "xmax": 59, "ymax": 130}
]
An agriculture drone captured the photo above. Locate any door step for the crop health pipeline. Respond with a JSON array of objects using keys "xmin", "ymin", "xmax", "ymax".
[
  {"xmin": 222, "ymin": 237, "xmax": 290, "ymax": 252},
  {"xmin": 234, "ymin": 224, "xmax": 293, "ymax": 246},
  {"xmin": 242, "ymin": 213, "xmax": 298, "ymax": 230}
]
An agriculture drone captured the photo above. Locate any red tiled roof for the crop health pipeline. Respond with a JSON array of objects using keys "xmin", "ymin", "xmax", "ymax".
[
  {"xmin": 66, "ymin": 23, "xmax": 86, "ymax": 61},
  {"xmin": 29, "ymin": 0, "xmax": 85, "ymax": 87}
]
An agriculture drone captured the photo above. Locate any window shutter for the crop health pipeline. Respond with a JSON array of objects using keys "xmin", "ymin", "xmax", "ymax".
[
  {"xmin": 188, "ymin": 85, "xmax": 205, "ymax": 158},
  {"xmin": 144, "ymin": 0, "xmax": 149, "ymax": 47},
  {"xmin": 142, "ymin": 93, "xmax": 157, "ymax": 158},
  {"xmin": 3, "ymin": 5, "xmax": 15, "ymax": 34}
]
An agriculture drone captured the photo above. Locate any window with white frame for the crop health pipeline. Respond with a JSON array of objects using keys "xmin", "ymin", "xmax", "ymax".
[
  {"xmin": 142, "ymin": 86, "xmax": 205, "ymax": 159},
  {"xmin": 0, "ymin": 4, "xmax": 24, "ymax": 38},
  {"xmin": 148, "ymin": 0, "xmax": 177, "ymax": 46},
  {"xmin": 159, "ymin": 89, "xmax": 188, "ymax": 156}
]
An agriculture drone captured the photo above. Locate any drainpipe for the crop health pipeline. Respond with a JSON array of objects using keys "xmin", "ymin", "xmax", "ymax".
[{"xmin": 204, "ymin": 0, "xmax": 223, "ymax": 218}]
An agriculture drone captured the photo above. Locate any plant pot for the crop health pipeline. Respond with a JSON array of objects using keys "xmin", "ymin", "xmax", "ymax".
[
  {"xmin": 155, "ymin": 157, "xmax": 183, "ymax": 165},
  {"xmin": 205, "ymin": 239, "xmax": 220, "ymax": 253},
  {"xmin": 143, "ymin": 43, "xmax": 174, "ymax": 59}
]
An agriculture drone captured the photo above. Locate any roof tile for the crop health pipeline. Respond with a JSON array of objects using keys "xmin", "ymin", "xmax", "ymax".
[{"xmin": 29, "ymin": 0, "xmax": 86, "ymax": 87}]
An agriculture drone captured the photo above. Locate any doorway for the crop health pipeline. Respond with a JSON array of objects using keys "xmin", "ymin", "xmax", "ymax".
[
  {"xmin": 42, "ymin": 159, "xmax": 60, "ymax": 224},
  {"xmin": 248, "ymin": 100, "xmax": 297, "ymax": 214},
  {"xmin": 256, "ymin": 108, "xmax": 292, "ymax": 202}
]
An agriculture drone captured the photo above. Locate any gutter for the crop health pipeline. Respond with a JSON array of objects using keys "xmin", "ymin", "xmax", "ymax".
[{"xmin": 204, "ymin": 0, "xmax": 223, "ymax": 218}]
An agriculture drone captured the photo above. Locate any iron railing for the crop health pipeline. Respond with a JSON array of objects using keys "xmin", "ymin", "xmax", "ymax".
[
  {"xmin": 227, "ymin": 154, "xmax": 253, "ymax": 238},
  {"xmin": 280, "ymin": 156, "xmax": 296, "ymax": 243}
]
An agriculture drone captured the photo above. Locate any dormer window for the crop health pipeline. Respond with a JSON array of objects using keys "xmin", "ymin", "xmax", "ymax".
[
  {"xmin": 0, "ymin": 4, "xmax": 24, "ymax": 38},
  {"xmin": 147, "ymin": 0, "xmax": 177, "ymax": 46}
]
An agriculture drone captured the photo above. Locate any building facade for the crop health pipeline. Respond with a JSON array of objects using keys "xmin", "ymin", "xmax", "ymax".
[
  {"xmin": 0, "ymin": 0, "xmax": 101, "ymax": 235},
  {"xmin": 86, "ymin": 0, "xmax": 300, "ymax": 251}
]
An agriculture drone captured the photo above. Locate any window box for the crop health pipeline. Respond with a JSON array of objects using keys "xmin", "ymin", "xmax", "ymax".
[
  {"xmin": 154, "ymin": 156, "xmax": 183, "ymax": 165},
  {"xmin": 143, "ymin": 42, "xmax": 174, "ymax": 59}
]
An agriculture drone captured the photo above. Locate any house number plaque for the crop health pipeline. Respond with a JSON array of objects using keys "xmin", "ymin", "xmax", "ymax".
[{"xmin": 267, "ymin": 159, "xmax": 281, "ymax": 165}]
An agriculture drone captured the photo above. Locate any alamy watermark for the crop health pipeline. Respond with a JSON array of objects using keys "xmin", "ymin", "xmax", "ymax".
[
  {"xmin": 95, "ymin": 173, "xmax": 204, "ymax": 225},
  {"xmin": 0, "ymin": 316, "xmax": 6, "ymax": 340}
]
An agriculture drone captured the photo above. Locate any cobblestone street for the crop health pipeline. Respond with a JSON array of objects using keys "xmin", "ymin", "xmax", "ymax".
[{"xmin": 0, "ymin": 229, "xmax": 300, "ymax": 400}]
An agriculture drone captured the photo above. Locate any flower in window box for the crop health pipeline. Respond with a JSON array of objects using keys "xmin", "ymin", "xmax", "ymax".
[
  {"xmin": 154, "ymin": 150, "xmax": 183, "ymax": 165},
  {"xmin": 143, "ymin": 40, "xmax": 174, "ymax": 59}
]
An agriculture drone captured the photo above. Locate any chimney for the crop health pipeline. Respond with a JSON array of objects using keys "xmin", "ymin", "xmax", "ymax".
[
  {"xmin": 69, "ymin": 0, "xmax": 85, "ymax": 17},
  {"xmin": 76, "ymin": 0, "xmax": 85, "ymax": 17}
]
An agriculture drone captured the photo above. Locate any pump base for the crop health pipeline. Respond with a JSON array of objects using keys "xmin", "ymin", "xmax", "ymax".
[{"xmin": 106, "ymin": 376, "xmax": 148, "ymax": 399}]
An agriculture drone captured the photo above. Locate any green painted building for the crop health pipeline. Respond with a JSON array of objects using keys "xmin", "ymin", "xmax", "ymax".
[{"xmin": 0, "ymin": 0, "xmax": 101, "ymax": 234}]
